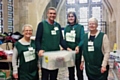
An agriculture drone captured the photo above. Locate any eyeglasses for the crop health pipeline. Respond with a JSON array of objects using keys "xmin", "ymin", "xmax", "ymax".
[
  {"xmin": 24, "ymin": 30, "xmax": 33, "ymax": 32},
  {"xmin": 88, "ymin": 23, "xmax": 96, "ymax": 26}
]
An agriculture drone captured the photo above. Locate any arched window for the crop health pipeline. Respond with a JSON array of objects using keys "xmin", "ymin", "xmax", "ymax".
[{"xmin": 66, "ymin": 0, "xmax": 103, "ymax": 32}]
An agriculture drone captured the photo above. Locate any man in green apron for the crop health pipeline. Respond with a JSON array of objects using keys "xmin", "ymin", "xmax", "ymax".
[{"xmin": 35, "ymin": 7, "xmax": 71, "ymax": 80}]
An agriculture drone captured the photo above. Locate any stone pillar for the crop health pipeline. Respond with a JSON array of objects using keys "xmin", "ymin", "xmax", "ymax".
[
  {"xmin": 108, "ymin": 21, "xmax": 116, "ymax": 50},
  {"xmin": 57, "ymin": 0, "xmax": 66, "ymax": 27},
  {"xmin": 18, "ymin": 0, "xmax": 28, "ymax": 33},
  {"xmin": 12, "ymin": 0, "xmax": 50, "ymax": 35},
  {"xmin": 13, "ymin": 0, "xmax": 20, "ymax": 32},
  {"xmin": 2, "ymin": 0, "xmax": 8, "ymax": 32},
  {"xmin": 57, "ymin": 2, "xmax": 67, "ymax": 28},
  {"xmin": 107, "ymin": 0, "xmax": 120, "ymax": 50},
  {"xmin": 116, "ymin": 0, "xmax": 120, "ymax": 50},
  {"xmin": 27, "ymin": 0, "xmax": 50, "ymax": 35},
  {"xmin": 103, "ymin": 0, "xmax": 117, "ymax": 50}
]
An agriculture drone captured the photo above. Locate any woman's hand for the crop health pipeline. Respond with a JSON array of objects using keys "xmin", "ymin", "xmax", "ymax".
[
  {"xmin": 38, "ymin": 50, "xmax": 44, "ymax": 57},
  {"xmin": 101, "ymin": 66, "xmax": 106, "ymax": 73},
  {"xmin": 80, "ymin": 61, "xmax": 84, "ymax": 70},
  {"xmin": 13, "ymin": 73, "xmax": 18, "ymax": 79},
  {"xmin": 67, "ymin": 47, "xmax": 72, "ymax": 51},
  {"xmin": 75, "ymin": 46, "xmax": 79, "ymax": 54}
]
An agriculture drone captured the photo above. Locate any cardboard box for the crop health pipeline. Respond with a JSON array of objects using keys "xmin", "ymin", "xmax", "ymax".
[{"xmin": 0, "ymin": 70, "xmax": 11, "ymax": 80}]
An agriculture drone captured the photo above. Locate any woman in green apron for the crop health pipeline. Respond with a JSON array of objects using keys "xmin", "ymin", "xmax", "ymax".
[
  {"xmin": 64, "ymin": 12, "xmax": 84, "ymax": 80},
  {"xmin": 80, "ymin": 17, "xmax": 110, "ymax": 80},
  {"xmin": 12, "ymin": 24, "xmax": 39, "ymax": 80}
]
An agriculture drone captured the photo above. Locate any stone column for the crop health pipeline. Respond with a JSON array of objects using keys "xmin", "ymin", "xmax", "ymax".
[
  {"xmin": 13, "ymin": 0, "xmax": 20, "ymax": 32},
  {"xmin": 27, "ymin": 0, "xmax": 50, "ymax": 35},
  {"xmin": 104, "ymin": 0, "xmax": 117, "ymax": 50},
  {"xmin": 116, "ymin": 0, "xmax": 120, "ymax": 50},
  {"xmin": 2, "ymin": 0, "xmax": 8, "ymax": 32},
  {"xmin": 13, "ymin": 0, "xmax": 50, "ymax": 34},
  {"xmin": 56, "ymin": 0, "xmax": 66, "ymax": 27},
  {"xmin": 18, "ymin": 0, "xmax": 28, "ymax": 32},
  {"xmin": 108, "ymin": 21, "xmax": 116, "ymax": 50}
]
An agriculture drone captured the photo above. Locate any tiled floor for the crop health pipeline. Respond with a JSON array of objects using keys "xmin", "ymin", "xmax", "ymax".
[
  {"xmin": 39, "ymin": 68, "xmax": 116, "ymax": 80},
  {"xmin": 57, "ymin": 67, "xmax": 88, "ymax": 80},
  {"xmin": 39, "ymin": 67, "xmax": 88, "ymax": 80},
  {"xmin": 39, "ymin": 67, "xmax": 89, "ymax": 80}
]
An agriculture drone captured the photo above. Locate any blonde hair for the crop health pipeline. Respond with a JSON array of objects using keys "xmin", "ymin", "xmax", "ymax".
[
  {"xmin": 22, "ymin": 24, "xmax": 33, "ymax": 32},
  {"xmin": 88, "ymin": 17, "xmax": 98, "ymax": 25}
]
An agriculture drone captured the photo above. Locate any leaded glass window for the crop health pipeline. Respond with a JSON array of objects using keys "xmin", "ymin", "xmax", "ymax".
[
  {"xmin": 0, "ymin": 0, "xmax": 3, "ymax": 32},
  {"xmin": 8, "ymin": 0, "xmax": 13, "ymax": 32},
  {"xmin": 67, "ymin": 0, "xmax": 75, "ymax": 4},
  {"xmin": 66, "ymin": 0, "xmax": 103, "ymax": 32}
]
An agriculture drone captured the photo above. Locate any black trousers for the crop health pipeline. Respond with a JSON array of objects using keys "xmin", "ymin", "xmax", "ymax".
[
  {"xmin": 87, "ymin": 77, "xmax": 108, "ymax": 80},
  {"xmin": 88, "ymin": 77, "xmax": 95, "ymax": 80},
  {"xmin": 68, "ymin": 59, "xmax": 83, "ymax": 80},
  {"xmin": 41, "ymin": 68, "xmax": 58, "ymax": 80}
]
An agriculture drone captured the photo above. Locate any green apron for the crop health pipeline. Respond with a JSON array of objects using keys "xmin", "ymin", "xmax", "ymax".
[
  {"xmin": 64, "ymin": 24, "xmax": 82, "ymax": 59},
  {"xmin": 83, "ymin": 32, "xmax": 109, "ymax": 80},
  {"xmin": 15, "ymin": 40, "xmax": 39, "ymax": 80},
  {"xmin": 41, "ymin": 20, "xmax": 60, "ymax": 51}
]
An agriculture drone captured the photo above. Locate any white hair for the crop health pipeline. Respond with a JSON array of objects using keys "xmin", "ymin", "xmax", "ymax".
[
  {"xmin": 88, "ymin": 17, "xmax": 98, "ymax": 25},
  {"xmin": 22, "ymin": 24, "xmax": 33, "ymax": 32}
]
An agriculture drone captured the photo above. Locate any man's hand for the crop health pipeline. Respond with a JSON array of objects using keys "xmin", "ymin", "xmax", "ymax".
[
  {"xmin": 80, "ymin": 61, "xmax": 84, "ymax": 70},
  {"xmin": 38, "ymin": 50, "xmax": 44, "ymax": 57}
]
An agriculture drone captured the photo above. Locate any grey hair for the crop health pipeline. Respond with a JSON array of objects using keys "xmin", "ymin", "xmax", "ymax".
[
  {"xmin": 47, "ymin": 7, "xmax": 56, "ymax": 13},
  {"xmin": 88, "ymin": 17, "xmax": 98, "ymax": 25},
  {"xmin": 22, "ymin": 24, "xmax": 33, "ymax": 32}
]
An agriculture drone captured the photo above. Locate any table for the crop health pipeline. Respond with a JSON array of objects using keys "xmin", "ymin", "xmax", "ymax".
[
  {"xmin": 0, "ymin": 55, "xmax": 12, "ymax": 79},
  {"xmin": 0, "ymin": 55, "xmax": 12, "ymax": 70}
]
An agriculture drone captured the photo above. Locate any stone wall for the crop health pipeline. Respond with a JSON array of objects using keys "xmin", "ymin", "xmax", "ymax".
[
  {"xmin": 4, "ymin": 0, "xmax": 120, "ymax": 50},
  {"xmin": 107, "ymin": 0, "xmax": 120, "ymax": 50},
  {"xmin": 13, "ymin": 0, "xmax": 50, "ymax": 35}
]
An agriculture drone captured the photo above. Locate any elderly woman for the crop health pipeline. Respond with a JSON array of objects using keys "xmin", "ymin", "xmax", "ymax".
[
  {"xmin": 80, "ymin": 17, "xmax": 110, "ymax": 80},
  {"xmin": 12, "ymin": 24, "xmax": 39, "ymax": 80},
  {"xmin": 64, "ymin": 12, "xmax": 84, "ymax": 80}
]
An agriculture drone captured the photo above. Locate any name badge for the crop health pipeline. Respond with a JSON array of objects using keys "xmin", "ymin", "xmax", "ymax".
[
  {"xmin": 54, "ymin": 27, "xmax": 59, "ymax": 31},
  {"xmin": 88, "ymin": 41, "xmax": 93, "ymax": 46},
  {"xmin": 28, "ymin": 47, "xmax": 33, "ymax": 51},
  {"xmin": 23, "ymin": 50, "xmax": 35, "ymax": 62},
  {"xmin": 51, "ymin": 30, "xmax": 56, "ymax": 35},
  {"xmin": 71, "ymin": 30, "xmax": 75, "ymax": 33},
  {"xmin": 88, "ymin": 46, "xmax": 94, "ymax": 51},
  {"xmin": 66, "ymin": 32, "xmax": 76, "ymax": 42}
]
